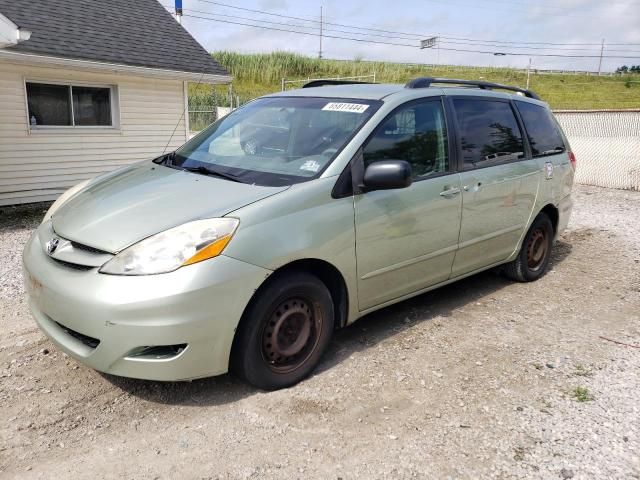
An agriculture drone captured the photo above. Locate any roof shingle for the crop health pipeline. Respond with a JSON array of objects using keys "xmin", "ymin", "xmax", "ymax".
[{"xmin": 0, "ymin": 0, "xmax": 228, "ymax": 76}]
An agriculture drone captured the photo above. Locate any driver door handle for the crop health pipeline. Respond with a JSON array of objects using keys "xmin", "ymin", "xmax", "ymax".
[{"xmin": 440, "ymin": 187, "xmax": 461, "ymax": 197}]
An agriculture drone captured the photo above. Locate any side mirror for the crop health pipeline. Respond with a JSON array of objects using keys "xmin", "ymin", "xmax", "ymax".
[{"xmin": 363, "ymin": 160, "xmax": 412, "ymax": 191}]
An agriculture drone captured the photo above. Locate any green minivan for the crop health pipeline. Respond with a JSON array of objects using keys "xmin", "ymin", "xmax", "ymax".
[{"xmin": 23, "ymin": 78, "xmax": 575, "ymax": 390}]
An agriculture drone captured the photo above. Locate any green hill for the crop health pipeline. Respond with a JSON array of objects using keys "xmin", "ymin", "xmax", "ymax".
[{"xmin": 190, "ymin": 51, "xmax": 640, "ymax": 114}]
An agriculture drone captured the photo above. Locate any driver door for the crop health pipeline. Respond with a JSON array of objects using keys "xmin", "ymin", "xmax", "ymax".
[{"xmin": 354, "ymin": 98, "xmax": 463, "ymax": 310}]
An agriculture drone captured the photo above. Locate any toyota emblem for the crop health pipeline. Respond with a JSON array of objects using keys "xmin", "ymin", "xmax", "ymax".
[{"xmin": 45, "ymin": 237, "xmax": 60, "ymax": 256}]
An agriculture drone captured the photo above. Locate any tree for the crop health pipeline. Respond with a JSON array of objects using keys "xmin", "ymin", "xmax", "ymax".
[{"xmin": 617, "ymin": 65, "xmax": 640, "ymax": 74}]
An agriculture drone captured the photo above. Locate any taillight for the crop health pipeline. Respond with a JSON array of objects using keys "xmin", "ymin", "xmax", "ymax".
[{"xmin": 568, "ymin": 151, "xmax": 577, "ymax": 170}]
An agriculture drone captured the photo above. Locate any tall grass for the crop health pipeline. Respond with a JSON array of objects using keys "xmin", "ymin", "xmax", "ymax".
[{"xmin": 191, "ymin": 51, "xmax": 640, "ymax": 110}]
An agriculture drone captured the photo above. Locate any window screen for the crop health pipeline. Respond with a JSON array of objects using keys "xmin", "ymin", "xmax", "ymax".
[
  {"xmin": 363, "ymin": 100, "xmax": 449, "ymax": 178},
  {"xmin": 453, "ymin": 99, "xmax": 524, "ymax": 169},
  {"xmin": 27, "ymin": 82, "xmax": 112, "ymax": 127},
  {"xmin": 515, "ymin": 101, "xmax": 565, "ymax": 157}
]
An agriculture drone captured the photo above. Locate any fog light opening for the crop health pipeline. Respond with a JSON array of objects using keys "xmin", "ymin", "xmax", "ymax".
[{"xmin": 125, "ymin": 344, "xmax": 187, "ymax": 360}]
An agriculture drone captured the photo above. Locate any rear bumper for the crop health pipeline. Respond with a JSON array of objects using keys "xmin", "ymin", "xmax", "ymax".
[{"xmin": 22, "ymin": 229, "xmax": 271, "ymax": 381}]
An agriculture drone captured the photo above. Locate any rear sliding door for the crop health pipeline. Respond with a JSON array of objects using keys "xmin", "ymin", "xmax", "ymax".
[{"xmin": 449, "ymin": 97, "xmax": 540, "ymax": 277}]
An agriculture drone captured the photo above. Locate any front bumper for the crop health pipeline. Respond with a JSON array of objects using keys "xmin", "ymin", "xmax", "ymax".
[{"xmin": 22, "ymin": 229, "xmax": 271, "ymax": 381}]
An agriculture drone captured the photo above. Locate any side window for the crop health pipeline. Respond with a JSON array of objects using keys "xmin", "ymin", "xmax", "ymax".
[
  {"xmin": 453, "ymin": 99, "xmax": 524, "ymax": 169},
  {"xmin": 363, "ymin": 100, "xmax": 449, "ymax": 178},
  {"xmin": 515, "ymin": 101, "xmax": 565, "ymax": 157}
]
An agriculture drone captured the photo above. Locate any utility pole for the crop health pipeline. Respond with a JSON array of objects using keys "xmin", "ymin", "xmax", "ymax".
[
  {"xmin": 597, "ymin": 38, "xmax": 605, "ymax": 75},
  {"xmin": 526, "ymin": 57, "xmax": 532, "ymax": 89},
  {"xmin": 318, "ymin": 6, "xmax": 323, "ymax": 59}
]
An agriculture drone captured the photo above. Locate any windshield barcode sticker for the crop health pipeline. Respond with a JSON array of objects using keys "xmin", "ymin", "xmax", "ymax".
[{"xmin": 322, "ymin": 102, "xmax": 369, "ymax": 114}]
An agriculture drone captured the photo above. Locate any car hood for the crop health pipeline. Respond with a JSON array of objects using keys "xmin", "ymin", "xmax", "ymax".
[{"xmin": 52, "ymin": 162, "xmax": 288, "ymax": 253}]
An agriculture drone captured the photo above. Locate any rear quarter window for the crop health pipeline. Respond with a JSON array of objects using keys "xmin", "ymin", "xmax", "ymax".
[{"xmin": 515, "ymin": 101, "xmax": 565, "ymax": 157}]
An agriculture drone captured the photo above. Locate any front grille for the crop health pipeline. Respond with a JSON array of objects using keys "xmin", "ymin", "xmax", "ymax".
[
  {"xmin": 69, "ymin": 241, "xmax": 109, "ymax": 255},
  {"xmin": 49, "ymin": 257, "xmax": 94, "ymax": 271},
  {"xmin": 55, "ymin": 322, "xmax": 100, "ymax": 349}
]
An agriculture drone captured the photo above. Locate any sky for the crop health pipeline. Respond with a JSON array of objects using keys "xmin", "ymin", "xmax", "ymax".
[{"xmin": 163, "ymin": 0, "xmax": 640, "ymax": 72}]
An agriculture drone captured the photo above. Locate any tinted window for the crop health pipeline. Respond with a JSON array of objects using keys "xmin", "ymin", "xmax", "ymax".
[
  {"xmin": 453, "ymin": 99, "xmax": 524, "ymax": 169},
  {"xmin": 363, "ymin": 100, "xmax": 448, "ymax": 178},
  {"xmin": 515, "ymin": 101, "xmax": 565, "ymax": 157}
]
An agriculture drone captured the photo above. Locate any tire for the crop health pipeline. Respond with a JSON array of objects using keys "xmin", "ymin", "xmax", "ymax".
[
  {"xmin": 503, "ymin": 212, "xmax": 554, "ymax": 282},
  {"xmin": 230, "ymin": 271, "xmax": 334, "ymax": 390}
]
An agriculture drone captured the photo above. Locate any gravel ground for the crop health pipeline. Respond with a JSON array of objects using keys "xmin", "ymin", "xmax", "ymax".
[{"xmin": 1, "ymin": 185, "xmax": 639, "ymax": 479}]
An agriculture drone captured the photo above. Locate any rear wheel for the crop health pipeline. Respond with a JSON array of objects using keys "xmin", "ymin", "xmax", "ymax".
[
  {"xmin": 503, "ymin": 213, "xmax": 554, "ymax": 282},
  {"xmin": 231, "ymin": 272, "xmax": 334, "ymax": 390}
]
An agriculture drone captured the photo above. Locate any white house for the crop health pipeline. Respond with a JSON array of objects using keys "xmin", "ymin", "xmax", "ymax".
[{"xmin": 0, "ymin": 0, "xmax": 231, "ymax": 205}]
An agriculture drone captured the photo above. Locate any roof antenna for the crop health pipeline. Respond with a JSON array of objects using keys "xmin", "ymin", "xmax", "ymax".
[{"xmin": 175, "ymin": 0, "xmax": 183, "ymax": 24}]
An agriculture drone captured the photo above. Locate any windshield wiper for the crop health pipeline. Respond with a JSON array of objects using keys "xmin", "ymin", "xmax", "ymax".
[{"xmin": 182, "ymin": 165, "xmax": 244, "ymax": 183}]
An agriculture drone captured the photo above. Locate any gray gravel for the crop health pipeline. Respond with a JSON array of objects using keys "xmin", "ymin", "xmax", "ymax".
[{"xmin": 1, "ymin": 185, "xmax": 639, "ymax": 479}]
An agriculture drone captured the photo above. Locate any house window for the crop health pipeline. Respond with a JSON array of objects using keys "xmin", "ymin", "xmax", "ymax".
[{"xmin": 26, "ymin": 82, "xmax": 114, "ymax": 127}]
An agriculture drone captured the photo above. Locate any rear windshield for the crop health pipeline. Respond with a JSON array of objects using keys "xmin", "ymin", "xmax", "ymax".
[
  {"xmin": 515, "ymin": 101, "xmax": 566, "ymax": 157},
  {"xmin": 171, "ymin": 96, "xmax": 381, "ymax": 186}
]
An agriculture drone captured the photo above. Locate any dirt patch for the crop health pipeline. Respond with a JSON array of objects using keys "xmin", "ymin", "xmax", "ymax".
[{"xmin": 1, "ymin": 186, "xmax": 639, "ymax": 479}]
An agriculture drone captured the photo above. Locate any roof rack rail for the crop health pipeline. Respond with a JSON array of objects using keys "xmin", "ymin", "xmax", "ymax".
[
  {"xmin": 302, "ymin": 80, "xmax": 375, "ymax": 88},
  {"xmin": 404, "ymin": 77, "xmax": 540, "ymax": 100}
]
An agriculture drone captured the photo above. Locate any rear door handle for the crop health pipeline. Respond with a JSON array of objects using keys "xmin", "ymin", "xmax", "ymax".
[{"xmin": 440, "ymin": 187, "xmax": 461, "ymax": 197}]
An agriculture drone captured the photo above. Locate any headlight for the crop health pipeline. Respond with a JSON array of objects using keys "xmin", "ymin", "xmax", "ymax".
[
  {"xmin": 43, "ymin": 179, "xmax": 90, "ymax": 223},
  {"xmin": 99, "ymin": 218, "xmax": 239, "ymax": 275}
]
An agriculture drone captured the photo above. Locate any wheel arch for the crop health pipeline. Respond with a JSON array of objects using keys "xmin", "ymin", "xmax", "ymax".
[
  {"xmin": 540, "ymin": 203, "xmax": 560, "ymax": 236},
  {"xmin": 229, "ymin": 258, "xmax": 350, "ymax": 374},
  {"xmin": 236, "ymin": 258, "xmax": 350, "ymax": 333}
]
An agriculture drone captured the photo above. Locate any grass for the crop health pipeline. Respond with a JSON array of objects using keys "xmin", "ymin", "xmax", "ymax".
[
  {"xmin": 190, "ymin": 51, "xmax": 640, "ymax": 111},
  {"xmin": 572, "ymin": 386, "xmax": 595, "ymax": 402}
]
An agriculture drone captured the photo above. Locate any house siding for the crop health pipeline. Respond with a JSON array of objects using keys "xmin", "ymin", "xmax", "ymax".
[{"xmin": 0, "ymin": 60, "xmax": 188, "ymax": 205}]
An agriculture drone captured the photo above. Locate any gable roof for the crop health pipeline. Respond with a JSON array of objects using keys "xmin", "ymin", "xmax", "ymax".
[{"xmin": 0, "ymin": 0, "xmax": 228, "ymax": 77}]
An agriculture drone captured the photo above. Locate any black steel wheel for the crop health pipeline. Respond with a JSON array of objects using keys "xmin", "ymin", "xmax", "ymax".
[
  {"xmin": 503, "ymin": 212, "xmax": 554, "ymax": 282},
  {"xmin": 231, "ymin": 272, "xmax": 334, "ymax": 390}
]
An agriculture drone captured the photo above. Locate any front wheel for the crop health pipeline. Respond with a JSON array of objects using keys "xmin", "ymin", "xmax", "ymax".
[
  {"xmin": 230, "ymin": 272, "xmax": 334, "ymax": 390},
  {"xmin": 503, "ymin": 213, "xmax": 554, "ymax": 282}
]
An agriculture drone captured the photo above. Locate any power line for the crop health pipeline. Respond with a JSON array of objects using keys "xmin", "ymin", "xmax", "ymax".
[
  {"xmin": 182, "ymin": 12, "xmax": 640, "ymax": 59},
  {"xmin": 183, "ymin": 7, "xmax": 640, "ymax": 53},
  {"xmin": 439, "ymin": 39, "xmax": 640, "ymax": 54},
  {"xmin": 179, "ymin": 7, "xmax": 640, "ymax": 55},
  {"xmin": 422, "ymin": 0, "xmax": 634, "ymax": 19},
  {"xmin": 183, "ymin": 7, "xmax": 639, "ymax": 52},
  {"xmin": 194, "ymin": 0, "xmax": 640, "ymax": 47}
]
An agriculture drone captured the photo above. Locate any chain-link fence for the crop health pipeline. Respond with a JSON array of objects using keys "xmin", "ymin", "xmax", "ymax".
[{"xmin": 555, "ymin": 110, "xmax": 640, "ymax": 190}]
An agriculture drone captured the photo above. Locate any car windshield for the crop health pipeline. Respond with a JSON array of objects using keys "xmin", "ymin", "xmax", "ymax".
[{"xmin": 171, "ymin": 96, "xmax": 381, "ymax": 186}]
